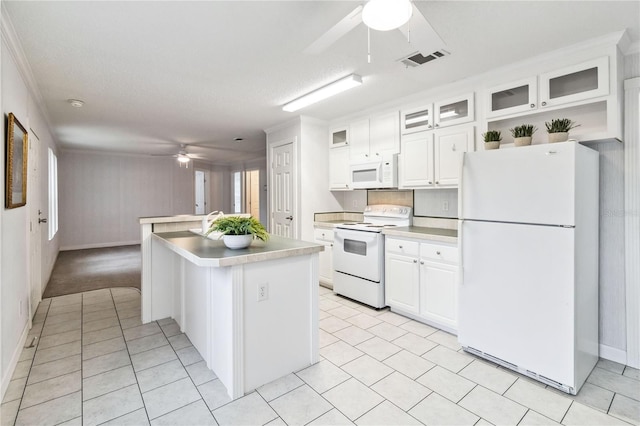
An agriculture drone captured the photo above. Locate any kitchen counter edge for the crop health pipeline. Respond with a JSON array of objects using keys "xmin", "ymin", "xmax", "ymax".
[{"xmin": 382, "ymin": 226, "xmax": 458, "ymax": 244}]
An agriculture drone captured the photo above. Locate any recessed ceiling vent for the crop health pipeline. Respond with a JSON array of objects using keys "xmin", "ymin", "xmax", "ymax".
[{"xmin": 399, "ymin": 49, "xmax": 450, "ymax": 68}]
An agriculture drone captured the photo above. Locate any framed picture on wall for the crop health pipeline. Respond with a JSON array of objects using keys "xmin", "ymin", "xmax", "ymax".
[{"xmin": 5, "ymin": 112, "xmax": 28, "ymax": 209}]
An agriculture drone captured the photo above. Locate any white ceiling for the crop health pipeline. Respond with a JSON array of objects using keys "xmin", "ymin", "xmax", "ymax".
[{"xmin": 3, "ymin": 1, "xmax": 639, "ymax": 166}]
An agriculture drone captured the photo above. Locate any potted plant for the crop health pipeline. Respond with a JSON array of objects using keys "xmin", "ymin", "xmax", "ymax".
[
  {"xmin": 482, "ymin": 130, "xmax": 502, "ymax": 150},
  {"xmin": 545, "ymin": 118, "xmax": 580, "ymax": 143},
  {"xmin": 205, "ymin": 216, "xmax": 269, "ymax": 249},
  {"xmin": 509, "ymin": 124, "xmax": 537, "ymax": 147}
]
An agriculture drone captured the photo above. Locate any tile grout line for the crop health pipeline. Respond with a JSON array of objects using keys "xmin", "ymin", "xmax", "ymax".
[{"xmin": 111, "ymin": 287, "xmax": 152, "ymax": 425}]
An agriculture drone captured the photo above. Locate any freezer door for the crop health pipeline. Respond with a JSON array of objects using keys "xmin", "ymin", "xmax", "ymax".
[
  {"xmin": 459, "ymin": 220, "xmax": 576, "ymax": 387},
  {"xmin": 461, "ymin": 142, "xmax": 576, "ymax": 226}
]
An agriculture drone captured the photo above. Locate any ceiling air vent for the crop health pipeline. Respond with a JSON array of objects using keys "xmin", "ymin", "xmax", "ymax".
[{"xmin": 399, "ymin": 49, "xmax": 450, "ymax": 68}]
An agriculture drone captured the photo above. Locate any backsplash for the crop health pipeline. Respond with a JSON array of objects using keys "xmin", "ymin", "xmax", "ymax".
[
  {"xmin": 368, "ymin": 190, "xmax": 413, "ymax": 208},
  {"xmin": 414, "ymin": 189, "xmax": 458, "ymax": 219}
]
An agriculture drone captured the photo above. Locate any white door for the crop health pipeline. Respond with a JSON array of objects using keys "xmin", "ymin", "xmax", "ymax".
[
  {"xmin": 28, "ymin": 131, "xmax": 42, "ymax": 318},
  {"xmin": 271, "ymin": 142, "xmax": 295, "ymax": 237},
  {"xmin": 195, "ymin": 170, "xmax": 206, "ymax": 214},
  {"xmin": 461, "ymin": 142, "xmax": 576, "ymax": 225},
  {"xmin": 385, "ymin": 253, "xmax": 420, "ymax": 314},
  {"xmin": 245, "ymin": 169, "xmax": 260, "ymax": 219},
  {"xmin": 399, "ymin": 131, "xmax": 434, "ymax": 188},
  {"xmin": 434, "ymin": 126, "xmax": 473, "ymax": 187},
  {"xmin": 459, "ymin": 220, "xmax": 575, "ymax": 386}
]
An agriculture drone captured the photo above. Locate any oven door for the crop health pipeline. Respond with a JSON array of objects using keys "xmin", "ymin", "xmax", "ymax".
[{"xmin": 333, "ymin": 228, "xmax": 383, "ymax": 282}]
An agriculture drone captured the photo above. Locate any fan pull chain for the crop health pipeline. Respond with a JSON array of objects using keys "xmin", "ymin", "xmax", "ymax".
[{"xmin": 367, "ymin": 27, "xmax": 371, "ymax": 64}]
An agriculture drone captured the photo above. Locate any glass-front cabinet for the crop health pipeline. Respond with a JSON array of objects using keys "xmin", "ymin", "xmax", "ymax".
[
  {"xmin": 539, "ymin": 57, "xmax": 609, "ymax": 108},
  {"xmin": 401, "ymin": 105, "xmax": 434, "ymax": 134},
  {"xmin": 486, "ymin": 77, "xmax": 538, "ymax": 118},
  {"xmin": 330, "ymin": 125, "xmax": 349, "ymax": 148},
  {"xmin": 434, "ymin": 93, "xmax": 474, "ymax": 128}
]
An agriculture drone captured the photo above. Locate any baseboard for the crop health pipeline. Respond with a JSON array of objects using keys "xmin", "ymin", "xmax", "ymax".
[
  {"xmin": 1, "ymin": 321, "xmax": 30, "ymax": 401},
  {"xmin": 599, "ymin": 343, "xmax": 627, "ymax": 365},
  {"xmin": 60, "ymin": 240, "xmax": 140, "ymax": 251}
]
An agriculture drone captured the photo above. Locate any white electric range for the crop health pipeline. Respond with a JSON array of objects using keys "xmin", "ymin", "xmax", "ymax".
[{"xmin": 333, "ymin": 205, "xmax": 412, "ymax": 308}]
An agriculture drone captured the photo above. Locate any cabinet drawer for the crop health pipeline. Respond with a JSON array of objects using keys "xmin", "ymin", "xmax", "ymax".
[
  {"xmin": 420, "ymin": 242, "xmax": 458, "ymax": 263},
  {"xmin": 314, "ymin": 228, "xmax": 334, "ymax": 242},
  {"xmin": 386, "ymin": 238, "xmax": 419, "ymax": 257}
]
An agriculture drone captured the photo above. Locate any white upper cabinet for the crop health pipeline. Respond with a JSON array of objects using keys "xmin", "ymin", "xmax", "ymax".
[
  {"xmin": 330, "ymin": 125, "xmax": 349, "ymax": 148},
  {"xmin": 401, "ymin": 104, "xmax": 434, "ymax": 134},
  {"xmin": 486, "ymin": 77, "xmax": 538, "ymax": 119},
  {"xmin": 399, "ymin": 131, "xmax": 434, "ymax": 188},
  {"xmin": 402, "ymin": 93, "xmax": 475, "ymax": 134},
  {"xmin": 485, "ymin": 57, "xmax": 610, "ymax": 119},
  {"xmin": 349, "ymin": 111, "xmax": 400, "ymax": 163},
  {"xmin": 539, "ymin": 57, "xmax": 609, "ymax": 108},
  {"xmin": 434, "ymin": 126, "xmax": 474, "ymax": 187},
  {"xmin": 329, "ymin": 146, "xmax": 351, "ymax": 191},
  {"xmin": 434, "ymin": 93, "xmax": 475, "ymax": 128}
]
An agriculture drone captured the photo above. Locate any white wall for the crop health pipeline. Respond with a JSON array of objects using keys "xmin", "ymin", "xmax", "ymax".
[{"xmin": 1, "ymin": 33, "xmax": 60, "ymax": 397}]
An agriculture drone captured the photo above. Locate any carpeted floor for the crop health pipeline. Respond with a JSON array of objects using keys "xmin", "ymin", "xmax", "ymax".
[{"xmin": 43, "ymin": 245, "xmax": 141, "ymax": 298}]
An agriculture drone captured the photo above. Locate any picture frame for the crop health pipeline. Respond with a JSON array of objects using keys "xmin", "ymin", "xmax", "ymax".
[{"xmin": 5, "ymin": 112, "xmax": 28, "ymax": 209}]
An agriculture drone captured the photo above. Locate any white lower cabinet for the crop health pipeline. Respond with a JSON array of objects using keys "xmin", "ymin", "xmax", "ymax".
[
  {"xmin": 385, "ymin": 236, "xmax": 458, "ymax": 332},
  {"xmin": 314, "ymin": 227, "xmax": 334, "ymax": 286}
]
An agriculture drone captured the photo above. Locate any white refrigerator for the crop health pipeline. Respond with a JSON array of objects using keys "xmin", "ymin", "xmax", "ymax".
[{"xmin": 459, "ymin": 141, "xmax": 599, "ymax": 395}]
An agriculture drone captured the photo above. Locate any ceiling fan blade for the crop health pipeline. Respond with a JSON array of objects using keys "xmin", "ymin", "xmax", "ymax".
[
  {"xmin": 304, "ymin": 5, "xmax": 363, "ymax": 55},
  {"xmin": 396, "ymin": 3, "xmax": 448, "ymax": 54}
]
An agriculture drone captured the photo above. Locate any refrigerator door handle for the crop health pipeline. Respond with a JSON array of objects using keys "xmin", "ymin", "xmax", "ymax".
[
  {"xmin": 459, "ymin": 219, "xmax": 464, "ymax": 286},
  {"xmin": 459, "ymin": 152, "xmax": 467, "ymax": 219}
]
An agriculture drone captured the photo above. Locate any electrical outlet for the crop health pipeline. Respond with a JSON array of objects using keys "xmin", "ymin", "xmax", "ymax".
[
  {"xmin": 257, "ymin": 283, "xmax": 269, "ymax": 302},
  {"xmin": 442, "ymin": 201, "xmax": 449, "ymax": 211}
]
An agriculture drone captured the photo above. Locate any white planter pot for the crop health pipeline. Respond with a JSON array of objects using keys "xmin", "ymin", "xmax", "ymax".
[
  {"xmin": 514, "ymin": 136, "xmax": 532, "ymax": 147},
  {"xmin": 223, "ymin": 234, "xmax": 253, "ymax": 249},
  {"xmin": 484, "ymin": 141, "xmax": 500, "ymax": 150},
  {"xmin": 548, "ymin": 132, "xmax": 569, "ymax": 143}
]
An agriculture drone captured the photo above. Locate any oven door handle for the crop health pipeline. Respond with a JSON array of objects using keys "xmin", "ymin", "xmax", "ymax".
[{"xmin": 335, "ymin": 230, "xmax": 379, "ymax": 244}]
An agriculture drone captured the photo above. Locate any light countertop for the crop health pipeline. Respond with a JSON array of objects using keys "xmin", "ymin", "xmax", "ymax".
[
  {"xmin": 382, "ymin": 226, "xmax": 458, "ymax": 244},
  {"xmin": 152, "ymin": 231, "xmax": 323, "ymax": 267}
]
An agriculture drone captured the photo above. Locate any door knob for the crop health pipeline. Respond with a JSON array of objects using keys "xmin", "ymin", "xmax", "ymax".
[
  {"xmin": 285, "ymin": 216, "xmax": 293, "ymax": 220},
  {"xmin": 39, "ymin": 218, "xmax": 47, "ymax": 224}
]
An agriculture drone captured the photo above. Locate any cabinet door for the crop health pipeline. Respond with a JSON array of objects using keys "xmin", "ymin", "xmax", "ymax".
[
  {"xmin": 329, "ymin": 146, "xmax": 350, "ymax": 190},
  {"xmin": 401, "ymin": 104, "xmax": 434, "ymax": 134},
  {"xmin": 399, "ymin": 132, "xmax": 434, "ymax": 188},
  {"xmin": 434, "ymin": 93, "xmax": 474, "ymax": 128},
  {"xmin": 369, "ymin": 111, "xmax": 400, "ymax": 158},
  {"xmin": 385, "ymin": 253, "xmax": 420, "ymax": 314},
  {"xmin": 349, "ymin": 118, "xmax": 370, "ymax": 163},
  {"xmin": 539, "ymin": 56, "xmax": 609, "ymax": 108},
  {"xmin": 318, "ymin": 242, "xmax": 333, "ymax": 284},
  {"xmin": 485, "ymin": 77, "xmax": 537, "ymax": 118},
  {"xmin": 434, "ymin": 126, "xmax": 474, "ymax": 187},
  {"xmin": 420, "ymin": 260, "xmax": 457, "ymax": 330},
  {"xmin": 330, "ymin": 125, "xmax": 349, "ymax": 148}
]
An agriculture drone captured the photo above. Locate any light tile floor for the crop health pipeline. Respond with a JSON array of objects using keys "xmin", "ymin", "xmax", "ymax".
[{"xmin": 2, "ymin": 286, "xmax": 639, "ymax": 425}]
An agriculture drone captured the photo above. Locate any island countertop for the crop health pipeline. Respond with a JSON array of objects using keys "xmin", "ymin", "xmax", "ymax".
[{"xmin": 152, "ymin": 231, "xmax": 323, "ymax": 267}]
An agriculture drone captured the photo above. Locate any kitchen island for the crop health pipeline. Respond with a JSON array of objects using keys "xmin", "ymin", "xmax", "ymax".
[{"xmin": 141, "ymin": 228, "xmax": 322, "ymax": 399}]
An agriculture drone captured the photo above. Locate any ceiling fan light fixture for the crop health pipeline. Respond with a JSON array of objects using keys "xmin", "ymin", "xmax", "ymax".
[
  {"xmin": 177, "ymin": 154, "xmax": 190, "ymax": 163},
  {"xmin": 362, "ymin": 0, "xmax": 413, "ymax": 31},
  {"xmin": 283, "ymin": 74, "xmax": 363, "ymax": 112}
]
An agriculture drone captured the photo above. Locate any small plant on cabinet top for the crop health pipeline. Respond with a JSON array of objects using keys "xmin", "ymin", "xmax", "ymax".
[
  {"xmin": 545, "ymin": 118, "xmax": 580, "ymax": 133},
  {"xmin": 206, "ymin": 216, "xmax": 269, "ymax": 241},
  {"xmin": 482, "ymin": 130, "xmax": 502, "ymax": 142},
  {"xmin": 510, "ymin": 124, "xmax": 537, "ymax": 138}
]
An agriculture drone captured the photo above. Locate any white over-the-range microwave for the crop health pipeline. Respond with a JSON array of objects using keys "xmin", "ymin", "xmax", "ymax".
[{"xmin": 350, "ymin": 154, "xmax": 398, "ymax": 189}]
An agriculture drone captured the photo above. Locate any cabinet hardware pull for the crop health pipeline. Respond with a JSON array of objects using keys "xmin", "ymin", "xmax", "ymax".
[
  {"xmin": 428, "ymin": 181, "xmax": 433, "ymax": 184},
  {"xmin": 435, "ymin": 181, "xmax": 439, "ymax": 184},
  {"xmin": 286, "ymin": 216, "xmax": 293, "ymax": 220},
  {"xmin": 427, "ymin": 125, "xmax": 433, "ymax": 129},
  {"xmin": 399, "ymin": 245, "xmax": 403, "ymax": 248},
  {"xmin": 413, "ymin": 259, "xmax": 417, "ymax": 263},
  {"xmin": 435, "ymin": 123, "xmax": 440, "ymax": 127},
  {"xmin": 530, "ymin": 103, "xmax": 535, "ymax": 108},
  {"xmin": 541, "ymin": 101, "xmax": 547, "ymax": 106},
  {"xmin": 436, "ymin": 251, "xmax": 441, "ymax": 255},
  {"xmin": 452, "ymin": 145, "xmax": 456, "ymax": 151},
  {"xmin": 420, "ymin": 261, "xmax": 424, "ymax": 265}
]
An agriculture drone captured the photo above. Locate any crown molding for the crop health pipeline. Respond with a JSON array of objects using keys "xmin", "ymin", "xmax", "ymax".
[{"xmin": 1, "ymin": 3, "xmax": 58, "ymax": 144}]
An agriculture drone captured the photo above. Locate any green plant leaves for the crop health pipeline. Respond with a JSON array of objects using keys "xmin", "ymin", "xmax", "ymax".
[{"xmin": 205, "ymin": 216, "xmax": 269, "ymax": 241}]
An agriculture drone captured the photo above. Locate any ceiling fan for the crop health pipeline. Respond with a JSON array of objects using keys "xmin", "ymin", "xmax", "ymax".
[
  {"xmin": 153, "ymin": 144, "xmax": 206, "ymax": 167},
  {"xmin": 304, "ymin": 0, "xmax": 448, "ymax": 65}
]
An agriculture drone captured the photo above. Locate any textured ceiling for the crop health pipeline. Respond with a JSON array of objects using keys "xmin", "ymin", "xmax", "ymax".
[{"xmin": 3, "ymin": 1, "xmax": 639, "ymax": 166}]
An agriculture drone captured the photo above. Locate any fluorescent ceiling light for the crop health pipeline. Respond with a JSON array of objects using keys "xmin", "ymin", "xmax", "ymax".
[
  {"xmin": 362, "ymin": 0, "xmax": 413, "ymax": 31},
  {"xmin": 283, "ymin": 74, "xmax": 362, "ymax": 112}
]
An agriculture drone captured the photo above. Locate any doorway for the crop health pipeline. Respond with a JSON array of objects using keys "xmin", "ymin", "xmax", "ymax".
[
  {"xmin": 194, "ymin": 169, "xmax": 209, "ymax": 214},
  {"xmin": 232, "ymin": 169, "xmax": 261, "ymax": 219}
]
